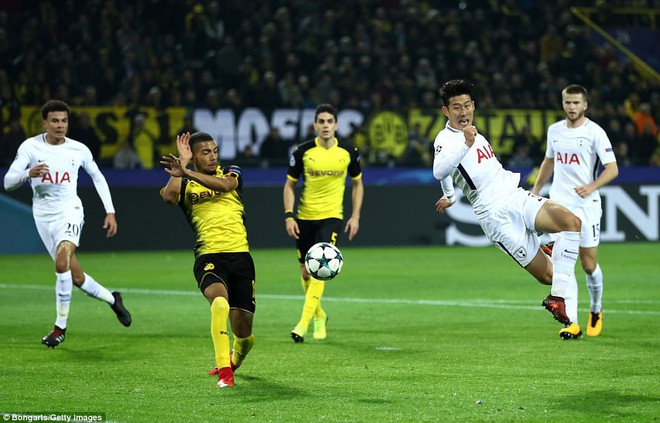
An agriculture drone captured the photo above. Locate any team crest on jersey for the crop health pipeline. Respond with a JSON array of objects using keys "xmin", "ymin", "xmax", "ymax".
[
  {"xmin": 514, "ymin": 247, "xmax": 527, "ymax": 259},
  {"xmin": 204, "ymin": 263, "xmax": 215, "ymax": 271}
]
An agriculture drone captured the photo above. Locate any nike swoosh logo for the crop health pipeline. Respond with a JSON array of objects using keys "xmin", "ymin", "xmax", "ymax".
[{"xmin": 564, "ymin": 250, "xmax": 579, "ymax": 254}]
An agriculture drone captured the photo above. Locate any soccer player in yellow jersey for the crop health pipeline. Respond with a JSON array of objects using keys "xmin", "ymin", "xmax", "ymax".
[
  {"xmin": 284, "ymin": 104, "xmax": 364, "ymax": 342},
  {"xmin": 160, "ymin": 132, "xmax": 255, "ymax": 388}
]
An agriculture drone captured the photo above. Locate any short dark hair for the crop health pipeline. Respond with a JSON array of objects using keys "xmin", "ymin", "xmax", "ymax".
[
  {"xmin": 439, "ymin": 80, "xmax": 475, "ymax": 106},
  {"xmin": 562, "ymin": 84, "xmax": 588, "ymax": 100},
  {"xmin": 315, "ymin": 103, "xmax": 337, "ymax": 122},
  {"xmin": 41, "ymin": 99, "xmax": 70, "ymax": 120},
  {"xmin": 189, "ymin": 131, "xmax": 215, "ymax": 152}
]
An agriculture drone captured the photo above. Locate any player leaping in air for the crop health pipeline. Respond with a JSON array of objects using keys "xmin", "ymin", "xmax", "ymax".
[{"xmin": 432, "ymin": 80, "xmax": 583, "ymax": 339}]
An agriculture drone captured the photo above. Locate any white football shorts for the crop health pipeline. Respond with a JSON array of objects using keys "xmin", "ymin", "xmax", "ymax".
[
  {"xmin": 480, "ymin": 188, "xmax": 548, "ymax": 267},
  {"xmin": 537, "ymin": 205, "xmax": 601, "ymax": 249},
  {"xmin": 35, "ymin": 214, "xmax": 85, "ymax": 260},
  {"xmin": 565, "ymin": 205, "xmax": 602, "ymax": 248}
]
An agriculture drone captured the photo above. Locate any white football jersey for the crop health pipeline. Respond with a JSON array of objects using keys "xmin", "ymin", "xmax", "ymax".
[
  {"xmin": 433, "ymin": 122, "xmax": 520, "ymax": 218},
  {"xmin": 3, "ymin": 133, "xmax": 115, "ymax": 221},
  {"xmin": 545, "ymin": 118, "xmax": 616, "ymax": 208}
]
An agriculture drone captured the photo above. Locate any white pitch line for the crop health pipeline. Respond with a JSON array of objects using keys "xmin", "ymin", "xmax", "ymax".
[{"xmin": 1, "ymin": 283, "xmax": 659, "ymax": 315}]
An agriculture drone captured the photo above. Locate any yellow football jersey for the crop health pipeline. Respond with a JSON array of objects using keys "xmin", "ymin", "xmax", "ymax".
[
  {"xmin": 178, "ymin": 166, "xmax": 249, "ymax": 257},
  {"xmin": 287, "ymin": 137, "xmax": 362, "ymax": 220}
]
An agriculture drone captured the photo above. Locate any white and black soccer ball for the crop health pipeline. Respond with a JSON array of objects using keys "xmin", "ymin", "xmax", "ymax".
[{"xmin": 304, "ymin": 242, "xmax": 343, "ymax": 280}]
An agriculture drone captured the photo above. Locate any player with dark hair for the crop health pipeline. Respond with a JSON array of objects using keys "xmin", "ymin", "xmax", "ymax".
[
  {"xmin": 284, "ymin": 103, "xmax": 364, "ymax": 343},
  {"xmin": 433, "ymin": 80, "xmax": 584, "ymax": 339},
  {"xmin": 160, "ymin": 131, "xmax": 255, "ymax": 388},
  {"xmin": 532, "ymin": 84, "xmax": 618, "ymax": 336},
  {"xmin": 3, "ymin": 99, "xmax": 131, "ymax": 348}
]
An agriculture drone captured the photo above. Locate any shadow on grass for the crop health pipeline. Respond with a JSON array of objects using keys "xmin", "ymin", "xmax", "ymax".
[
  {"xmin": 550, "ymin": 390, "xmax": 660, "ymax": 418},
  {"xmin": 232, "ymin": 374, "xmax": 307, "ymax": 402}
]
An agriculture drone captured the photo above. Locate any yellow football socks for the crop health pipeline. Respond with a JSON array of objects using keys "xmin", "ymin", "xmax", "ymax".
[
  {"xmin": 232, "ymin": 334, "xmax": 255, "ymax": 368},
  {"xmin": 210, "ymin": 297, "xmax": 231, "ymax": 369},
  {"xmin": 300, "ymin": 276, "xmax": 325, "ymax": 319},
  {"xmin": 295, "ymin": 277, "xmax": 325, "ymax": 335}
]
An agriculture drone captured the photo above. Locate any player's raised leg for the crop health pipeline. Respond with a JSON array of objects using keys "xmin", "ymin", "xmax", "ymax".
[
  {"xmin": 534, "ymin": 201, "xmax": 581, "ymax": 331},
  {"xmin": 70, "ymin": 255, "xmax": 132, "ymax": 327}
]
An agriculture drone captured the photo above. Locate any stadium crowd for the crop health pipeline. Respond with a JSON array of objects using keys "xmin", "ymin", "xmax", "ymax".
[{"xmin": 0, "ymin": 0, "xmax": 658, "ymax": 167}]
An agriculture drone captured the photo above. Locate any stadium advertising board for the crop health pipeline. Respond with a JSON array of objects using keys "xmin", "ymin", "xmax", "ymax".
[
  {"xmin": 17, "ymin": 106, "xmax": 563, "ymax": 161},
  {"xmin": 444, "ymin": 185, "xmax": 660, "ymax": 245}
]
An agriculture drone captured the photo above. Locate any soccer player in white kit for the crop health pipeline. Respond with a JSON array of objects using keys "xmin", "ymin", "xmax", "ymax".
[
  {"xmin": 432, "ymin": 80, "xmax": 584, "ymax": 339},
  {"xmin": 3, "ymin": 100, "xmax": 132, "ymax": 348},
  {"xmin": 532, "ymin": 84, "xmax": 618, "ymax": 337}
]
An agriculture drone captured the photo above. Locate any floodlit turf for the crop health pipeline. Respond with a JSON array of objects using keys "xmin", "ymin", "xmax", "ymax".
[{"xmin": 1, "ymin": 243, "xmax": 659, "ymax": 422}]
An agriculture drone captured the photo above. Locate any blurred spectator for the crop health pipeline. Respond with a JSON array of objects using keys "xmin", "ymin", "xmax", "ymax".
[
  {"xmin": 130, "ymin": 113, "xmax": 157, "ymax": 169},
  {"xmin": 259, "ymin": 127, "xmax": 290, "ymax": 165},
  {"xmin": 635, "ymin": 122, "xmax": 660, "ymax": 163},
  {"xmin": 177, "ymin": 113, "xmax": 198, "ymax": 136},
  {"xmin": 626, "ymin": 101, "xmax": 658, "ymax": 138},
  {"xmin": 404, "ymin": 122, "xmax": 432, "ymax": 167},
  {"xmin": 204, "ymin": 1, "xmax": 225, "ymax": 43},
  {"xmin": 539, "ymin": 25, "xmax": 563, "ymax": 66},
  {"xmin": 650, "ymin": 146, "xmax": 660, "ymax": 167},
  {"xmin": 614, "ymin": 141, "xmax": 633, "ymax": 167},
  {"xmin": 215, "ymin": 37, "xmax": 241, "ymax": 88},
  {"xmin": 236, "ymin": 144, "xmax": 260, "ymax": 167},
  {"xmin": 0, "ymin": 118, "xmax": 26, "ymax": 166},
  {"xmin": 204, "ymin": 89, "xmax": 223, "ymax": 114},
  {"xmin": 224, "ymin": 88, "xmax": 243, "ymax": 114},
  {"xmin": 508, "ymin": 144, "xmax": 535, "ymax": 169},
  {"xmin": 113, "ymin": 141, "xmax": 141, "ymax": 169},
  {"xmin": 68, "ymin": 111, "xmax": 102, "ymax": 161},
  {"xmin": 513, "ymin": 123, "xmax": 543, "ymax": 162},
  {"xmin": 278, "ymin": 71, "xmax": 302, "ymax": 107}
]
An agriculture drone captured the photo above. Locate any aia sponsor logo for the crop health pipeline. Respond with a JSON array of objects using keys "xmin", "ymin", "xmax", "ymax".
[
  {"xmin": 556, "ymin": 152, "xmax": 580, "ymax": 165},
  {"xmin": 40, "ymin": 172, "xmax": 71, "ymax": 184},
  {"xmin": 476, "ymin": 144, "xmax": 495, "ymax": 163}
]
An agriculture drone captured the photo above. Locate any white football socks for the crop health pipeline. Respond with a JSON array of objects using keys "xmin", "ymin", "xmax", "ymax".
[
  {"xmin": 55, "ymin": 271, "xmax": 73, "ymax": 329},
  {"xmin": 79, "ymin": 273, "xmax": 115, "ymax": 304},
  {"xmin": 550, "ymin": 231, "xmax": 580, "ymax": 324},
  {"xmin": 586, "ymin": 264, "xmax": 603, "ymax": 313}
]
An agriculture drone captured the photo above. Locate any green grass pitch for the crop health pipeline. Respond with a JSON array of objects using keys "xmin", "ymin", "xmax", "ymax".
[{"xmin": 1, "ymin": 243, "xmax": 659, "ymax": 422}]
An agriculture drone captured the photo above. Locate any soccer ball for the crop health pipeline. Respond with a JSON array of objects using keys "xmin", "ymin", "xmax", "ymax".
[{"xmin": 304, "ymin": 242, "xmax": 343, "ymax": 280}]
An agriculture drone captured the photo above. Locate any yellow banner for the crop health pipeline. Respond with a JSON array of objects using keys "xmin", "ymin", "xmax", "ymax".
[
  {"xmin": 19, "ymin": 106, "xmax": 188, "ymax": 160},
  {"xmin": 406, "ymin": 108, "xmax": 564, "ymax": 157}
]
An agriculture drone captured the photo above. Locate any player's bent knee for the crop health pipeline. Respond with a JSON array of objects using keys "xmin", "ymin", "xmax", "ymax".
[
  {"xmin": 211, "ymin": 296, "xmax": 230, "ymax": 314},
  {"xmin": 569, "ymin": 213, "xmax": 582, "ymax": 232}
]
